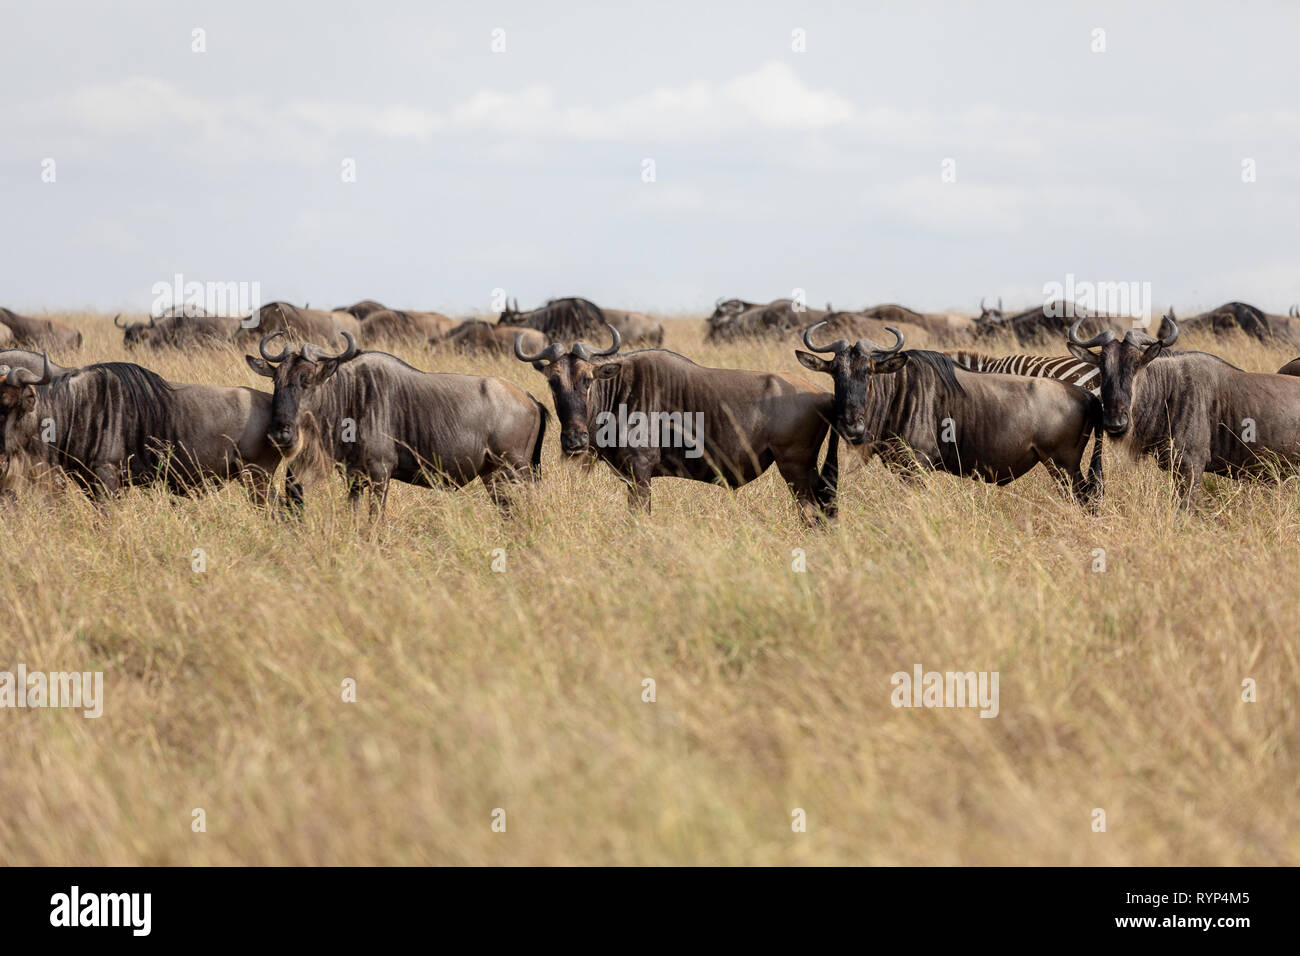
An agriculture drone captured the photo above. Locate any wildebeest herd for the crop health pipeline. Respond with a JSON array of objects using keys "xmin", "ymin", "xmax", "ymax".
[{"xmin": 2, "ymin": 294, "xmax": 1300, "ymax": 518}]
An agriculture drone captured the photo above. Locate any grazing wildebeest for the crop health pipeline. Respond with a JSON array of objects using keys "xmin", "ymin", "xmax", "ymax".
[
  {"xmin": 974, "ymin": 299, "xmax": 1134, "ymax": 345},
  {"xmin": 115, "ymin": 311, "xmax": 241, "ymax": 350},
  {"xmin": 816, "ymin": 309, "xmax": 931, "ymax": 349},
  {"xmin": 1068, "ymin": 314, "xmax": 1300, "ymax": 505},
  {"xmin": 843, "ymin": 304, "xmax": 974, "ymax": 344},
  {"xmin": 796, "ymin": 322, "xmax": 1103, "ymax": 504},
  {"xmin": 946, "ymin": 350, "xmax": 1101, "ymax": 395},
  {"xmin": 1155, "ymin": 303, "xmax": 1300, "ymax": 345},
  {"xmin": 433, "ymin": 320, "xmax": 547, "ymax": 356},
  {"xmin": 498, "ymin": 297, "xmax": 662, "ymax": 347},
  {"xmin": 235, "ymin": 302, "xmax": 361, "ymax": 346},
  {"xmin": 0, "ymin": 308, "xmax": 83, "ymax": 350},
  {"xmin": 360, "ymin": 309, "xmax": 456, "ymax": 347},
  {"xmin": 246, "ymin": 331, "xmax": 547, "ymax": 518},
  {"xmin": 703, "ymin": 298, "xmax": 833, "ymax": 343},
  {"xmin": 336, "ymin": 299, "xmax": 388, "ymax": 321},
  {"xmin": 0, "ymin": 356, "xmax": 291, "ymax": 505},
  {"xmin": 515, "ymin": 325, "xmax": 838, "ymax": 522}
]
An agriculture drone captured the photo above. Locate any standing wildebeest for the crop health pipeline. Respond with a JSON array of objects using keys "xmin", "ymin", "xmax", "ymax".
[
  {"xmin": 498, "ymin": 297, "xmax": 663, "ymax": 347},
  {"xmin": 796, "ymin": 322, "xmax": 1103, "ymax": 504},
  {"xmin": 946, "ymin": 350, "xmax": 1101, "ymax": 395},
  {"xmin": 0, "ymin": 356, "xmax": 291, "ymax": 505},
  {"xmin": 245, "ymin": 331, "xmax": 547, "ymax": 517},
  {"xmin": 360, "ymin": 309, "xmax": 456, "ymax": 347},
  {"xmin": 0, "ymin": 308, "xmax": 83, "ymax": 350},
  {"xmin": 514, "ymin": 325, "xmax": 838, "ymax": 522},
  {"xmin": 235, "ymin": 302, "xmax": 361, "ymax": 346},
  {"xmin": 1155, "ymin": 303, "xmax": 1300, "ymax": 345},
  {"xmin": 974, "ymin": 299, "xmax": 1134, "ymax": 345},
  {"xmin": 1068, "ymin": 314, "xmax": 1300, "ymax": 505},
  {"xmin": 115, "ymin": 311, "xmax": 242, "ymax": 350},
  {"xmin": 432, "ymin": 320, "xmax": 547, "ymax": 356},
  {"xmin": 336, "ymin": 299, "xmax": 388, "ymax": 321}
]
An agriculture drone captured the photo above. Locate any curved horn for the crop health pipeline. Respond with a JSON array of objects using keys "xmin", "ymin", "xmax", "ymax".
[
  {"xmin": 980, "ymin": 296, "xmax": 988, "ymax": 313},
  {"xmin": 5, "ymin": 353, "xmax": 51, "ymax": 387},
  {"xmin": 316, "ymin": 330, "xmax": 358, "ymax": 363},
  {"xmin": 1068, "ymin": 317, "xmax": 1114, "ymax": 349},
  {"xmin": 872, "ymin": 326, "xmax": 905, "ymax": 356},
  {"xmin": 514, "ymin": 333, "xmax": 555, "ymax": 363},
  {"xmin": 147, "ymin": 313, "xmax": 156, "ymax": 328},
  {"xmin": 802, "ymin": 320, "xmax": 847, "ymax": 354},
  {"xmin": 1159, "ymin": 312, "xmax": 1179, "ymax": 348},
  {"xmin": 588, "ymin": 323, "xmax": 621, "ymax": 358},
  {"xmin": 259, "ymin": 330, "xmax": 290, "ymax": 363},
  {"xmin": 113, "ymin": 313, "xmax": 127, "ymax": 329}
]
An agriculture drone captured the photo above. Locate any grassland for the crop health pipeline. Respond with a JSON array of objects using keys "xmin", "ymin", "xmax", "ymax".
[{"xmin": 1, "ymin": 312, "xmax": 1297, "ymax": 865}]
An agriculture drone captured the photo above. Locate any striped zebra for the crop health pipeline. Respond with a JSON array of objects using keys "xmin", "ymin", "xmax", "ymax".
[{"xmin": 944, "ymin": 350, "xmax": 1101, "ymax": 395}]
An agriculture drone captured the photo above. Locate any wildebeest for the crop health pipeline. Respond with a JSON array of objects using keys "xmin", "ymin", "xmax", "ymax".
[
  {"xmin": 360, "ymin": 309, "xmax": 456, "ymax": 347},
  {"xmin": 1068, "ymin": 314, "xmax": 1300, "ymax": 505},
  {"xmin": 815, "ymin": 309, "xmax": 931, "ymax": 349},
  {"xmin": 432, "ymin": 320, "xmax": 547, "ymax": 356},
  {"xmin": 946, "ymin": 350, "xmax": 1101, "ymax": 395},
  {"xmin": 796, "ymin": 322, "xmax": 1103, "ymax": 504},
  {"xmin": 336, "ymin": 299, "xmax": 388, "ymax": 321},
  {"xmin": 974, "ymin": 299, "xmax": 1135, "ymax": 345},
  {"xmin": 845, "ymin": 304, "xmax": 974, "ymax": 343},
  {"xmin": 0, "ymin": 308, "xmax": 83, "ymax": 350},
  {"xmin": 235, "ymin": 302, "xmax": 361, "ymax": 346},
  {"xmin": 115, "ymin": 311, "xmax": 242, "ymax": 350},
  {"xmin": 1155, "ymin": 303, "xmax": 1300, "ymax": 345},
  {"xmin": 514, "ymin": 325, "xmax": 838, "ymax": 522},
  {"xmin": 0, "ymin": 348, "xmax": 77, "ymax": 378},
  {"xmin": 498, "ymin": 297, "xmax": 663, "ymax": 347},
  {"xmin": 245, "ymin": 331, "xmax": 547, "ymax": 517},
  {"xmin": 704, "ymin": 298, "xmax": 832, "ymax": 343},
  {"xmin": 0, "ymin": 356, "xmax": 291, "ymax": 505}
]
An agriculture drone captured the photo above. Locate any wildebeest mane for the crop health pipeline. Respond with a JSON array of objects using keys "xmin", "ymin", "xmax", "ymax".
[{"xmin": 902, "ymin": 349, "xmax": 966, "ymax": 395}]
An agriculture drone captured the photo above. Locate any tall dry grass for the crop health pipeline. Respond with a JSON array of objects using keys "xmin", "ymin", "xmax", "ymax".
[{"xmin": 0, "ymin": 312, "xmax": 1297, "ymax": 865}]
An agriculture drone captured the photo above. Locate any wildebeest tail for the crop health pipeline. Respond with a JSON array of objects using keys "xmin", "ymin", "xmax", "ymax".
[
  {"xmin": 530, "ymin": 398, "xmax": 549, "ymax": 477},
  {"xmin": 1084, "ymin": 399, "xmax": 1104, "ymax": 500},
  {"xmin": 814, "ymin": 429, "xmax": 839, "ymax": 514}
]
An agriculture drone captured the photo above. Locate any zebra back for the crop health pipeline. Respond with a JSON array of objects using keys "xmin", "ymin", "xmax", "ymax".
[{"xmin": 945, "ymin": 350, "xmax": 1101, "ymax": 395}]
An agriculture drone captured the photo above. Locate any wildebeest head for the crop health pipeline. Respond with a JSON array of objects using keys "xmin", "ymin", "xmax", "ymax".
[
  {"xmin": 515, "ymin": 324, "xmax": 621, "ymax": 456},
  {"xmin": 1067, "ymin": 313, "xmax": 1178, "ymax": 436},
  {"xmin": 795, "ymin": 320, "xmax": 906, "ymax": 444},
  {"xmin": 115, "ymin": 312, "xmax": 154, "ymax": 349},
  {"xmin": 0, "ymin": 356, "xmax": 52, "ymax": 475},
  {"xmin": 975, "ymin": 297, "xmax": 1005, "ymax": 326},
  {"xmin": 245, "ymin": 331, "xmax": 359, "ymax": 450}
]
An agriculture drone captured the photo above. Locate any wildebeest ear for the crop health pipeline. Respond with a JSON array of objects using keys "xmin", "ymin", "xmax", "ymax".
[
  {"xmin": 794, "ymin": 350, "xmax": 831, "ymax": 373},
  {"xmin": 245, "ymin": 355, "xmax": 275, "ymax": 377},
  {"xmin": 1137, "ymin": 342, "xmax": 1165, "ymax": 367},
  {"xmin": 593, "ymin": 362, "xmax": 623, "ymax": 379},
  {"xmin": 873, "ymin": 353, "xmax": 908, "ymax": 373},
  {"xmin": 1067, "ymin": 342, "xmax": 1101, "ymax": 366}
]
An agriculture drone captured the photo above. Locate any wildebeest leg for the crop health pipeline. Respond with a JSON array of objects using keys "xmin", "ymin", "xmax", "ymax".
[
  {"xmin": 774, "ymin": 453, "xmax": 824, "ymax": 526},
  {"xmin": 92, "ymin": 464, "xmax": 121, "ymax": 502},
  {"xmin": 481, "ymin": 466, "xmax": 522, "ymax": 518},
  {"xmin": 367, "ymin": 465, "xmax": 392, "ymax": 523},
  {"xmin": 279, "ymin": 466, "xmax": 305, "ymax": 518},
  {"xmin": 1174, "ymin": 458, "xmax": 1206, "ymax": 508},
  {"xmin": 623, "ymin": 458, "xmax": 653, "ymax": 513}
]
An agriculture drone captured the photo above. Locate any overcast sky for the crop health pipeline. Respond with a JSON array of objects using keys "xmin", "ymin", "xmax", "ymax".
[{"xmin": 2, "ymin": 0, "xmax": 1298, "ymax": 316}]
